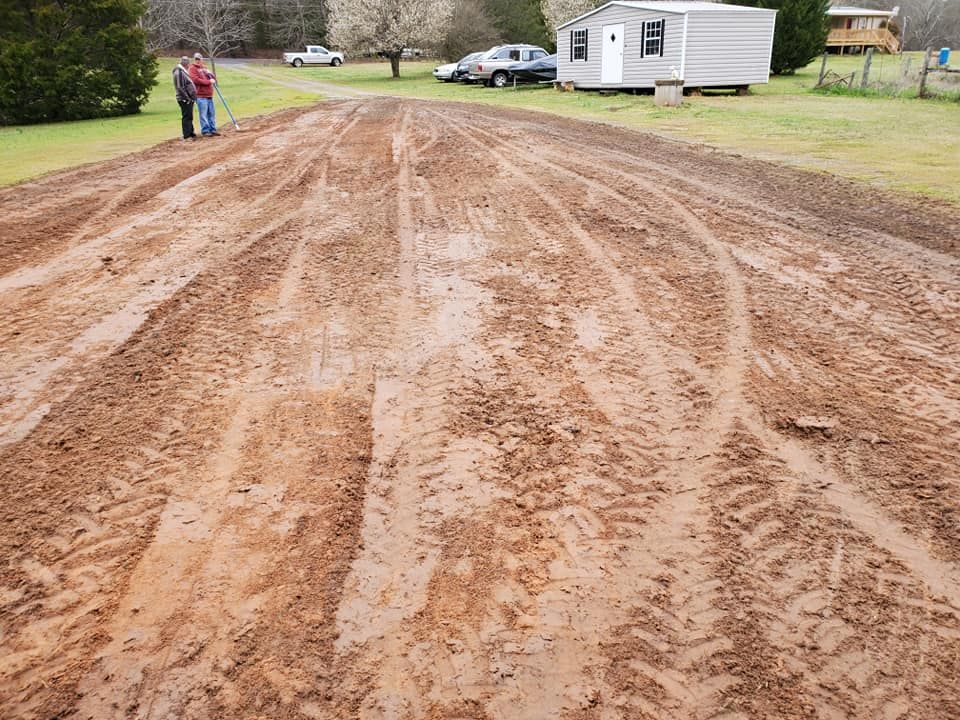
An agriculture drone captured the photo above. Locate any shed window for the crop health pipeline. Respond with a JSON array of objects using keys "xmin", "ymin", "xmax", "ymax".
[
  {"xmin": 571, "ymin": 29, "xmax": 588, "ymax": 61},
  {"xmin": 643, "ymin": 19, "xmax": 664, "ymax": 57}
]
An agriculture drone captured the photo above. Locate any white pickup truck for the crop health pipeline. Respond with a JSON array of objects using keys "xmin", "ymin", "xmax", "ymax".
[{"xmin": 282, "ymin": 46, "xmax": 344, "ymax": 68}]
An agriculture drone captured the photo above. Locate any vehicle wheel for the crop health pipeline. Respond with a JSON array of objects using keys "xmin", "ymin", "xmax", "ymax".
[
  {"xmin": 492, "ymin": 71, "xmax": 509, "ymax": 88},
  {"xmin": 292, "ymin": 58, "xmax": 303, "ymax": 68},
  {"xmin": 331, "ymin": 58, "xmax": 342, "ymax": 67}
]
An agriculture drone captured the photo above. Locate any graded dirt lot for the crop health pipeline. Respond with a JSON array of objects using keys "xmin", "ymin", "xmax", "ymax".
[{"xmin": 1, "ymin": 98, "xmax": 959, "ymax": 720}]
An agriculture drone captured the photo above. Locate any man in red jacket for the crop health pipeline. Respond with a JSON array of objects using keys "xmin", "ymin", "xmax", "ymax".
[{"xmin": 188, "ymin": 53, "xmax": 220, "ymax": 137}]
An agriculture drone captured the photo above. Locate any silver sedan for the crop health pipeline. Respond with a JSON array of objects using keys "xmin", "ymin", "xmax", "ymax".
[{"xmin": 432, "ymin": 62, "xmax": 458, "ymax": 82}]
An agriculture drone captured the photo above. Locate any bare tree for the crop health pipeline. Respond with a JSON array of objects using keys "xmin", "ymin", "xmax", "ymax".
[
  {"xmin": 901, "ymin": 0, "xmax": 957, "ymax": 49},
  {"xmin": 328, "ymin": 0, "xmax": 454, "ymax": 77},
  {"xmin": 441, "ymin": 0, "xmax": 501, "ymax": 61},
  {"xmin": 143, "ymin": 0, "xmax": 254, "ymax": 63},
  {"xmin": 268, "ymin": 0, "xmax": 327, "ymax": 48},
  {"xmin": 857, "ymin": 0, "xmax": 960, "ymax": 50},
  {"xmin": 540, "ymin": 0, "xmax": 600, "ymax": 32},
  {"xmin": 142, "ymin": 0, "xmax": 184, "ymax": 52}
]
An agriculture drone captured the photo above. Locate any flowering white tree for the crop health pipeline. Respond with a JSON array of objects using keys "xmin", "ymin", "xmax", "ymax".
[
  {"xmin": 328, "ymin": 0, "xmax": 454, "ymax": 77},
  {"xmin": 540, "ymin": 0, "xmax": 600, "ymax": 32}
]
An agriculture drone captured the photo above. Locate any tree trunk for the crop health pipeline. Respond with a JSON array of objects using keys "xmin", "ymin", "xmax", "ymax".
[{"xmin": 388, "ymin": 52, "xmax": 401, "ymax": 78}]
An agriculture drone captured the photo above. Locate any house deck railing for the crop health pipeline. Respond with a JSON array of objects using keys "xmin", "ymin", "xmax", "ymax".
[{"xmin": 827, "ymin": 28, "xmax": 900, "ymax": 53}]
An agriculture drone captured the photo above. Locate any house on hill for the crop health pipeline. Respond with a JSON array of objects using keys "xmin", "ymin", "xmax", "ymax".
[
  {"xmin": 555, "ymin": 1, "xmax": 777, "ymax": 92},
  {"xmin": 826, "ymin": 6, "xmax": 900, "ymax": 54}
]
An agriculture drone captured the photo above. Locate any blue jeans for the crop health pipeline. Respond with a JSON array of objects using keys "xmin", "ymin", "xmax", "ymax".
[{"xmin": 197, "ymin": 97, "xmax": 217, "ymax": 134}]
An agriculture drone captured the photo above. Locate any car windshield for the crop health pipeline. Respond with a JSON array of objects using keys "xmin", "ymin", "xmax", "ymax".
[{"xmin": 480, "ymin": 47, "xmax": 503, "ymax": 59}]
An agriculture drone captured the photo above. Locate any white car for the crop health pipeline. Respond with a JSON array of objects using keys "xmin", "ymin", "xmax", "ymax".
[
  {"xmin": 432, "ymin": 62, "xmax": 458, "ymax": 82},
  {"xmin": 283, "ymin": 46, "xmax": 344, "ymax": 68}
]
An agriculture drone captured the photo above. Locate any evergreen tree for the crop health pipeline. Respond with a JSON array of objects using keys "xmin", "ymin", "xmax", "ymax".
[
  {"xmin": 0, "ymin": 0, "xmax": 157, "ymax": 125},
  {"xmin": 729, "ymin": 0, "xmax": 831, "ymax": 74},
  {"xmin": 482, "ymin": 0, "xmax": 552, "ymax": 51}
]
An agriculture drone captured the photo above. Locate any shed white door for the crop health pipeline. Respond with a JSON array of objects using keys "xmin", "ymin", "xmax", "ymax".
[{"xmin": 601, "ymin": 23, "xmax": 625, "ymax": 84}]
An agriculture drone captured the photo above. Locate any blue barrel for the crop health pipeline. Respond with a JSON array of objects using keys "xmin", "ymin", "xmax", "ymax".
[{"xmin": 939, "ymin": 48, "xmax": 951, "ymax": 66}]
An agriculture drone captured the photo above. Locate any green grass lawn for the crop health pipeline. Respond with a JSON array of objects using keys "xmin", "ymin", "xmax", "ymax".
[
  {"xmin": 3, "ymin": 52, "xmax": 958, "ymax": 203},
  {"xmin": 0, "ymin": 61, "xmax": 321, "ymax": 186},
  {"xmin": 265, "ymin": 52, "xmax": 959, "ymax": 202}
]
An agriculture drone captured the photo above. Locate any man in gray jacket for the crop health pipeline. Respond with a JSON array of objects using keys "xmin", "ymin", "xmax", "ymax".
[{"xmin": 173, "ymin": 56, "xmax": 197, "ymax": 141}]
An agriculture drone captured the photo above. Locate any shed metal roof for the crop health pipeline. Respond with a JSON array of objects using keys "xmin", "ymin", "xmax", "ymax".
[{"xmin": 557, "ymin": 1, "xmax": 776, "ymax": 30}]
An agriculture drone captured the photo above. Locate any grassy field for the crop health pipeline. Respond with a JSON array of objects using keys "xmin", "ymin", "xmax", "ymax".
[
  {"xmin": 253, "ymin": 52, "xmax": 960, "ymax": 201},
  {"xmin": 0, "ymin": 62, "xmax": 320, "ymax": 186},
  {"xmin": 3, "ymin": 52, "xmax": 958, "ymax": 202}
]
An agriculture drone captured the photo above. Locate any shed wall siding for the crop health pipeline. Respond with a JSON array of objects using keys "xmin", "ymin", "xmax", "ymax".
[
  {"xmin": 683, "ymin": 11, "xmax": 775, "ymax": 85},
  {"xmin": 557, "ymin": 6, "xmax": 684, "ymax": 88},
  {"xmin": 556, "ymin": 5, "xmax": 775, "ymax": 88}
]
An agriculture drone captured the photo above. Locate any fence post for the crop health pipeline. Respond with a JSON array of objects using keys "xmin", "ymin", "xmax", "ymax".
[
  {"xmin": 901, "ymin": 56, "xmax": 912, "ymax": 82},
  {"xmin": 818, "ymin": 52, "xmax": 829, "ymax": 86},
  {"xmin": 860, "ymin": 47, "xmax": 874, "ymax": 89},
  {"xmin": 919, "ymin": 47, "xmax": 932, "ymax": 98}
]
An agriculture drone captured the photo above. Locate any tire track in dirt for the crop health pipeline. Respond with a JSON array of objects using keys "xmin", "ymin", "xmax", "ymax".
[
  {"xmin": 331, "ymin": 105, "xmax": 520, "ymax": 717},
  {"xmin": 462, "ymin": 109, "xmax": 960, "ymax": 582},
  {"xmin": 524, "ymin": 141, "xmax": 960, "ymax": 572},
  {"xmin": 0, "ymin": 215, "xmax": 305, "ymax": 718},
  {"xmin": 0, "ymin": 103, "xmax": 371, "ymax": 718},
  {"xmin": 456, "ymin": 104, "xmax": 960, "ymax": 258},
  {"xmin": 464, "ymin": 109, "xmax": 960, "ymax": 716},
  {"xmin": 436, "ymin": 104, "xmax": 960, "ymax": 718},
  {"xmin": 72, "ymin": 148, "xmax": 350, "ymax": 717},
  {"xmin": 2, "ymin": 97, "xmax": 959, "ymax": 719},
  {"xmin": 0, "ymin": 104, "xmax": 362, "ymax": 450},
  {"xmin": 0, "ymin": 110, "xmax": 298, "ymax": 276},
  {"xmin": 422, "ymin": 107, "xmax": 745, "ymax": 718}
]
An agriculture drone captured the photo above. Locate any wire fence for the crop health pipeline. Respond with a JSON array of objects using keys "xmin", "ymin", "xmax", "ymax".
[{"xmin": 815, "ymin": 49, "xmax": 960, "ymax": 99}]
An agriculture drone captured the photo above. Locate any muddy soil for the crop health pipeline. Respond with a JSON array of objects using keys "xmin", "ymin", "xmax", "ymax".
[{"xmin": 1, "ymin": 98, "xmax": 959, "ymax": 720}]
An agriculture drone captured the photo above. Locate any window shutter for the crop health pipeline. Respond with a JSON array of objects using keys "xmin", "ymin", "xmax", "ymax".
[
  {"xmin": 660, "ymin": 20, "xmax": 665, "ymax": 57},
  {"xmin": 584, "ymin": 29, "xmax": 588, "ymax": 62},
  {"xmin": 641, "ymin": 21, "xmax": 646, "ymax": 58},
  {"xmin": 570, "ymin": 31, "xmax": 574, "ymax": 62}
]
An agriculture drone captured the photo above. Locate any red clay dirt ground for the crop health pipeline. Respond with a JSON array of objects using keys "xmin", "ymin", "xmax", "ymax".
[{"xmin": 1, "ymin": 98, "xmax": 959, "ymax": 720}]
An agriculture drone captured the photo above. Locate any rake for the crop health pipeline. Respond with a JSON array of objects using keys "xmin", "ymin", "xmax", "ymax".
[{"xmin": 214, "ymin": 83, "xmax": 241, "ymax": 131}]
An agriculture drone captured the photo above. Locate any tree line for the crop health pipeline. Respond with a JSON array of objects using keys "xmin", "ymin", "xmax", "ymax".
[
  {"xmin": 3, "ymin": 0, "xmax": 957, "ymax": 125},
  {"xmin": 142, "ymin": 1, "xmax": 959, "ymax": 75},
  {"xmin": 142, "ymin": 0, "xmax": 555, "ymax": 69}
]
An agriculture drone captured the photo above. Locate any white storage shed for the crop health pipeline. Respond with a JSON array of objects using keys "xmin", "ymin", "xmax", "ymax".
[{"xmin": 556, "ymin": 1, "xmax": 777, "ymax": 91}]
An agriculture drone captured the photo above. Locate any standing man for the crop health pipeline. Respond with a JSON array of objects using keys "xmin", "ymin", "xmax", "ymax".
[
  {"xmin": 173, "ymin": 56, "xmax": 197, "ymax": 141},
  {"xmin": 189, "ymin": 53, "xmax": 220, "ymax": 137}
]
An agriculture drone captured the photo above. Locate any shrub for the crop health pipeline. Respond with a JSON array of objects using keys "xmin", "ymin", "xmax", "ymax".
[{"xmin": 0, "ymin": 0, "xmax": 158, "ymax": 125}]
